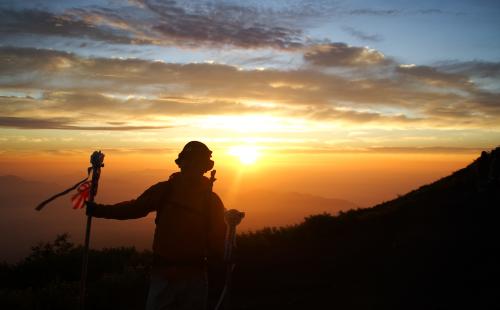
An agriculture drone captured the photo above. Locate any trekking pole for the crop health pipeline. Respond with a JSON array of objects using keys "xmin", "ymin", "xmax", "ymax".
[
  {"xmin": 204, "ymin": 170, "xmax": 217, "ymax": 310},
  {"xmin": 79, "ymin": 151, "xmax": 105, "ymax": 310},
  {"xmin": 214, "ymin": 209, "xmax": 245, "ymax": 310}
]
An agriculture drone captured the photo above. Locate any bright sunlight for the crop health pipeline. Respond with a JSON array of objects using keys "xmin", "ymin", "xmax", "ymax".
[{"xmin": 228, "ymin": 145, "xmax": 260, "ymax": 165}]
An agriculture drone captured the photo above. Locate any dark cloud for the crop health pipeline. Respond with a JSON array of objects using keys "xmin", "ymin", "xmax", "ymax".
[
  {"xmin": 342, "ymin": 26, "xmax": 383, "ymax": 42},
  {"xmin": 346, "ymin": 8, "xmax": 455, "ymax": 16},
  {"xmin": 304, "ymin": 107, "xmax": 422, "ymax": 124},
  {"xmin": 153, "ymin": 21, "xmax": 302, "ymax": 49},
  {"xmin": 417, "ymin": 9, "xmax": 443, "ymax": 15},
  {"xmin": 303, "ymin": 43, "xmax": 390, "ymax": 67},
  {"xmin": 128, "ymin": 0, "xmax": 305, "ymax": 49},
  {"xmin": 437, "ymin": 61, "xmax": 500, "ymax": 78},
  {"xmin": 396, "ymin": 65, "xmax": 472, "ymax": 88},
  {"xmin": 0, "ymin": 9, "xmax": 149, "ymax": 45},
  {"xmin": 348, "ymin": 9, "xmax": 399, "ymax": 16},
  {"xmin": 0, "ymin": 2, "xmax": 464, "ymax": 51},
  {"xmin": 0, "ymin": 47, "xmax": 77, "ymax": 75},
  {"xmin": 0, "ymin": 1, "xmax": 307, "ymax": 50},
  {"xmin": 467, "ymin": 90, "xmax": 500, "ymax": 111},
  {"xmin": 0, "ymin": 116, "xmax": 172, "ymax": 130}
]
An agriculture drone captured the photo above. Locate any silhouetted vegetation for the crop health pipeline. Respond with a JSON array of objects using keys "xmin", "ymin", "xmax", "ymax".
[
  {"xmin": 0, "ymin": 233, "xmax": 151, "ymax": 310},
  {"xmin": 1, "ymin": 148, "xmax": 499, "ymax": 309}
]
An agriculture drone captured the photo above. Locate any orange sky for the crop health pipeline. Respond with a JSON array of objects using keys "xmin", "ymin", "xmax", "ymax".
[
  {"xmin": 0, "ymin": 148, "xmax": 479, "ymax": 207},
  {"xmin": 0, "ymin": 146, "xmax": 484, "ymax": 262}
]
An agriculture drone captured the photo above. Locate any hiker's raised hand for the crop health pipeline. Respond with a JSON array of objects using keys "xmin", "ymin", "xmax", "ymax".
[{"xmin": 85, "ymin": 201, "xmax": 96, "ymax": 216}]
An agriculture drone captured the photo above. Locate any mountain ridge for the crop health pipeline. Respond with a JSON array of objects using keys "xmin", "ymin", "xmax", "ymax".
[{"xmin": 233, "ymin": 147, "xmax": 500, "ymax": 309}]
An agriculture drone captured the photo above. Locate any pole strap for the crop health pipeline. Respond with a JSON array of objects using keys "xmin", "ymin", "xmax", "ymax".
[{"xmin": 35, "ymin": 167, "xmax": 92, "ymax": 211}]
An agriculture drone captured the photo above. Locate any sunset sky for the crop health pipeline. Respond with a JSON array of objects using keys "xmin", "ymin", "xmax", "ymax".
[{"xmin": 1, "ymin": 0, "xmax": 499, "ymax": 208}]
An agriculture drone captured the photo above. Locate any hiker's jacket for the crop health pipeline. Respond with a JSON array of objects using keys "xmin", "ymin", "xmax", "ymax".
[{"xmin": 92, "ymin": 172, "xmax": 226, "ymax": 263}]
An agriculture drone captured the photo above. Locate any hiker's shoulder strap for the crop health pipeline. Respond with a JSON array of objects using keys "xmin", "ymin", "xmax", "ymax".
[{"xmin": 153, "ymin": 178, "xmax": 177, "ymax": 224}]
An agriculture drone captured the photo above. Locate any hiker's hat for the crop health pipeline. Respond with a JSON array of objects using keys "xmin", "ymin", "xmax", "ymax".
[{"xmin": 175, "ymin": 141, "xmax": 214, "ymax": 171}]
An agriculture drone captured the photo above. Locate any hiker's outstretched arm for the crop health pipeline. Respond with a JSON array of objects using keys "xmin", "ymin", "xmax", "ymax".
[{"xmin": 92, "ymin": 182, "xmax": 168, "ymax": 220}]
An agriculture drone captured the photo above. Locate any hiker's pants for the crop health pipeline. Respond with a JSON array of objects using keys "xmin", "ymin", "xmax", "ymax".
[{"xmin": 146, "ymin": 273, "xmax": 207, "ymax": 310}]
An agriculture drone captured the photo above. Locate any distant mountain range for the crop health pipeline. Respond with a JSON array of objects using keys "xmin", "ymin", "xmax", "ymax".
[
  {"xmin": 232, "ymin": 189, "xmax": 358, "ymax": 229},
  {"xmin": 0, "ymin": 175, "xmax": 60, "ymax": 208}
]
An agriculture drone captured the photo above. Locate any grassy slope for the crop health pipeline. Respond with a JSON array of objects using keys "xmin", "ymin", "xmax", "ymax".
[{"xmin": 233, "ymin": 148, "xmax": 500, "ymax": 309}]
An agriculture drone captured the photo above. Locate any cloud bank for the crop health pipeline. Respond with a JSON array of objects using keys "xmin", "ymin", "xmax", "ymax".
[{"xmin": 0, "ymin": 46, "xmax": 499, "ymax": 132}]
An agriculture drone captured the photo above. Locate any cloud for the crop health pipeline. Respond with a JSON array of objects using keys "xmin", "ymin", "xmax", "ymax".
[
  {"xmin": 305, "ymin": 107, "xmax": 422, "ymax": 124},
  {"xmin": 396, "ymin": 64, "xmax": 472, "ymax": 88},
  {"xmin": 417, "ymin": 9, "xmax": 443, "ymax": 15},
  {"xmin": 0, "ymin": 2, "xmax": 466, "ymax": 52},
  {"xmin": 346, "ymin": 8, "xmax": 456, "ymax": 16},
  {"xmin": 0, "ymin": 9, "xmax": 147, "ymax": 45},
  {"xmin": 437, "ymin": 61, "xmax": 500, "ymax": 79},
  {"xmin": 303, "ymin": 43, "xmax": 390, "ymax": 67},
  {"xmin": 348, "ymin": 9, "xmax": 399, "ymax": 16},
  {"xmin": 341, "ymin": 26, "xmax": 383, "ymax": 42},
  {"xmin": 144, "ymin": 0, "xmax": 304, "ymax": 49},
  {"xmin": 0, "ymin": 87, "xmax": 275, "ymax": 130},
  {"xmin": 0, "ymin": 1, "xmax": 308, "ymax": 50},
  {"xmin": 1, "ymin": 47, "xmax": 499, "ymax": 130},
  {"xmin": 0, "ymin": 116, "xmax": 172, "ymax": 130}
]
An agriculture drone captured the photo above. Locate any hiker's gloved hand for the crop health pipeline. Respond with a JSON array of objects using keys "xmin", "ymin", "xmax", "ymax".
[{"xmin": 85, "ymin": 201, "xmax": 96, "ymax": 216}]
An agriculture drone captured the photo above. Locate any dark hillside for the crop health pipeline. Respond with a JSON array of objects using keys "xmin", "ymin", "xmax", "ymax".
[{"xmin": 233, "ymin": 147, "xmax": 500, "ymax": 309}]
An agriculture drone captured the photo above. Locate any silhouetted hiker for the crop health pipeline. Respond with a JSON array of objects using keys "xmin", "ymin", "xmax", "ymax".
[{"xmin": 87, "ymin": 141, "xmax": 226, "ymax": 310}]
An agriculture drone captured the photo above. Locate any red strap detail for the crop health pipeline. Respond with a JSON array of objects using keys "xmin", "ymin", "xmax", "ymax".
[{"xmin": 71, "ymin": 181, "xmax": 91, "ymax": 209}]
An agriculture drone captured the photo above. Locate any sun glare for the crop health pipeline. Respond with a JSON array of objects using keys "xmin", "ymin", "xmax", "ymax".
[{"xmin": 228, "ymin": 145, "xmax": 260, "ymax": 165}]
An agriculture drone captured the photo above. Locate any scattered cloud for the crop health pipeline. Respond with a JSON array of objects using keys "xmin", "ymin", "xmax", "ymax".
[
  {"xmin": 348, "ymin": 9, "xmax": 400, "ymax": 16},
  {"xmin": 417, "ymin": 9, "xmax": 443, "ymax": 15},
  {"xmin": 0, "ymin": 1, "xmax": 309, "ymax": 50},
  {"xmin": 144, "ymin": 1, "xmax": 304, "ymax": 49},
  {"xmin": 0, "ymin": 1, "xmax": 468, "ymax": 53},
  {"xmin": 346, "ymin": 8, "xmax": 459, "ymax": 16},
  {"xmin": 341, "ymin": 26, "xmax": 383, "ymax": 42},
  {"xmin": 437, "ymin": 61, "xmax": 500, "ymax": 79},
  {"xmin": 0, "ymin": 9, "xmax": 148, "ymax": 45},
  {"xmin": 396, "ymin": 64, "xmax": 472, "ymax": 88},
  {"xmin": 305, "ymin": 107, "xmax": 422, "ymax": 124},
  {"xmin": 0, "ymin": 116, "xmax": 172, "ymax": 130},
  {"xmin": 303, "ymin": 43, "xmax": 390, "ymax": 67}
]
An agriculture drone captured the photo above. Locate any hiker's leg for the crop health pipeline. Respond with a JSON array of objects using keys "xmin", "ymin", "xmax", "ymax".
[
  {"xmin": 177, "ymin": 277, "xmax": 207, "ymax": 310},
  {"xmin": 146, "ymin": 273, "xmax": 177, "ymax": 310}
]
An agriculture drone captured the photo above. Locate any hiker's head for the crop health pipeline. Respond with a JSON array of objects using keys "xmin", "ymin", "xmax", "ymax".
[{"xmin": 175, "ymin": 141, "xmax": 214, "ymax": 174}]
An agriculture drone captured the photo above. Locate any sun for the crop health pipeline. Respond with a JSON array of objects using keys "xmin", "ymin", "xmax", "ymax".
[{"xmin": 228, "ymin": 145, "xmax": 260, "ymax": 165}]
